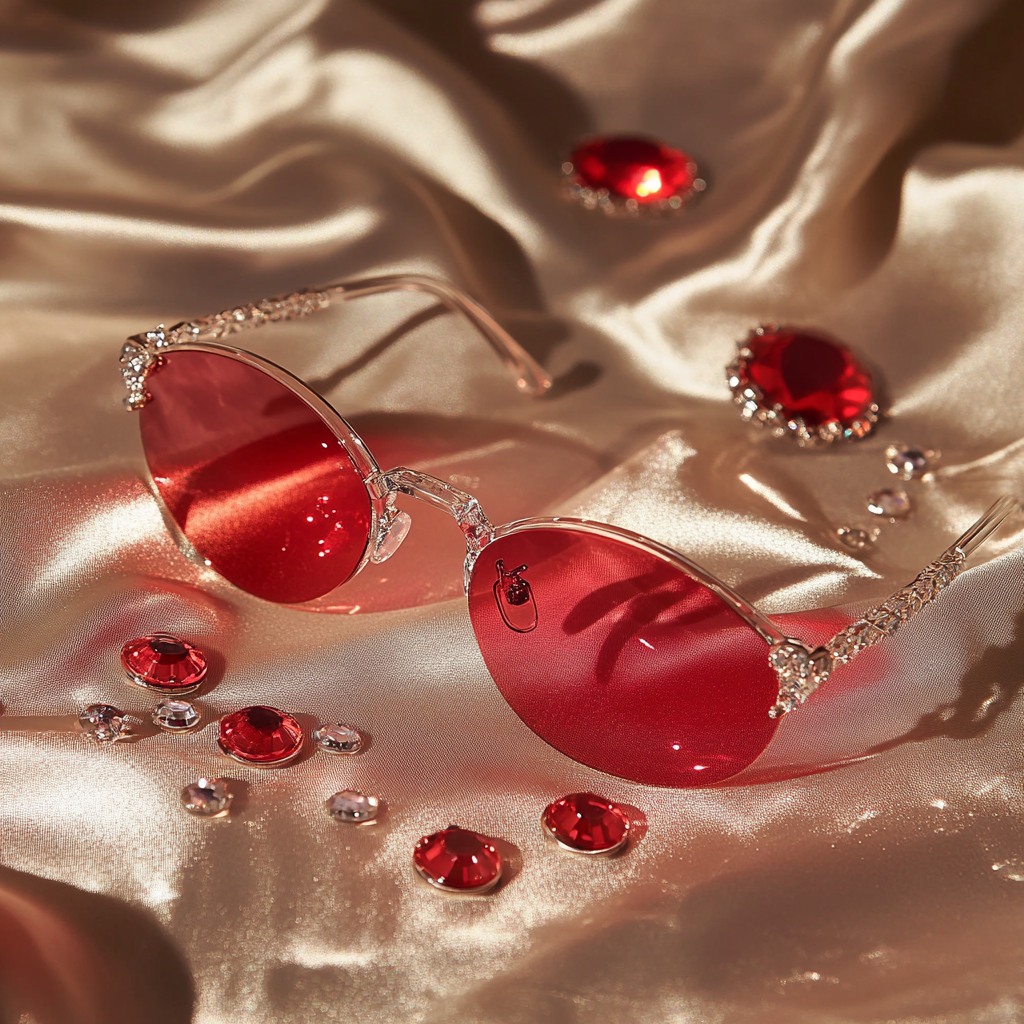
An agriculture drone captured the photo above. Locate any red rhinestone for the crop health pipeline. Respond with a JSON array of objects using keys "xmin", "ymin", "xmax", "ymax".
[
  {"xmin": 542, "ymin": 793, "xmax": 630, "ymax": 854},
  {"xmin": 570, "ymin": 136, "xmax": 696, "ymax": 203},
  {"xmin": 218, "ymin": 705, "xmax": 303, "ymax": 766},
  {"xmin": 740, "ymin": 329, "xmax": 875, "ymax": 429},
  {"xmin": 121, "ymin": 633, "xmax": 208, "ymax": 692},
  {"xmin": 412, "ymin": 827, "xmax": 502, "ymax": 893}
]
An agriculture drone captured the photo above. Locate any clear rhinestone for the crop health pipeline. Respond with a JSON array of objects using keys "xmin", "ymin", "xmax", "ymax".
[
  {"xmin": 312, "ymin": 723, "xmax": 363, "ymax": 755},
  {"xmin": 325, "ymin": 790, "xmax": 380, "ymax": 823},
  {"xmin": 865, "ymin": 607, "xmax": 901, "ymax": 636},
  {"xmin": 867, "ymin": 489, "xmax": 912, "ymax": 521},
  {"xmin": 836, "ymin": 526, "xmax": 873, "ymax": 551},
  {"xmin": 79, "ymin": 704, "xmax": 131, "ymax": 743},
  {"xmin": 885, "ymin": 443, "xmax": 935, "ymax": 481},
  {"xmin": 770, "ymin": 643, "xmax": 811, "ymax": 681},
  {"xmin": 152, "ymin": 699, "xmax": 201, "ymax": 732},
  {"xmin": 181, "ymin": 778, "xmax": 232, "ymax": 818}
]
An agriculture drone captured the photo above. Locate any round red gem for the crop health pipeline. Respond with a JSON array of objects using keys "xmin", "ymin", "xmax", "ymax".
[
  {"xmin": 218, "ymin": 705, "xmax": 303, "ymax": 766},
  {"xmin": 570, "ymin": 135, "xmax": 696, "ymax": 203},
  {"xmin": 542, "ymin": 793, "xmax": 630, "ymax": 854},
  {"xmin": 412, "ymin": 827, "xmax": 502, "ymax": 893},
  {"xmin": 121, "ymin": 633, "xmax": 208, "ymax": 692},
  {"xmin": 741, "ymin": 329, "xmax": 875, "ymax": 429}
]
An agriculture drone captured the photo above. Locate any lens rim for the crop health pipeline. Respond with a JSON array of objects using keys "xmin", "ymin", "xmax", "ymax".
[
  {"xmin": 475, "ymin": 515, "xmax": 786, "ymax": 647},
  {"xmin": 139, "ymin": 340, "xmax": 387, "ymax": 604}
]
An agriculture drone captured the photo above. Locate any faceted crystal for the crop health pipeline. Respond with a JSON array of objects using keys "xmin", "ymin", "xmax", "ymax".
[
  {"xmin": 570, "ymin": 136, "xmax": 696, "ymax": 203},
  {"xmin": 324, "ymin": 790, "xmax": 380, "ymax": 823},
  {"xmin": 181, "ymin": 778, "xmax": 232, "ymax": 817},
  {"xmin": 413, "ymin": 827, "xmax": 503, "ymax": 893},
  {"xmin": 542, "ymin": 793, "xmax": 630, "ymax": 854},
  {"xmin": 152, "ymin": 699, "xmax": 201, "ymax": 732},
  {"xmin": 312, "ymin": 723, "xmax": 363, "ymax": 754},
  {"xmin": 886, "ymin": 443, "xmax": 934, "ymax": 481},
  {"xmin": 218, "ymin": 705, "xmax": 303, "ymax": 766},
  {"xmin": 868, "ymin": 489, "xmax": 912, "ymax": 521},
  {"xmin": 121, "ymin": 633, "xmax": 208, "ymax": 692},
  {"xmin": 739, "ymin": 329, "xmax": 875, "ymax": 430},
  {"xmin": 79, "ymin": 704, "xmax": 131, "ymax": 743}
]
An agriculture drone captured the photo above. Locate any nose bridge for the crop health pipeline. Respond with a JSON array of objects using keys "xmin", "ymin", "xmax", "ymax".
[{"xmin": 370, "ymin": 467, "xmax": 495, "ymax": 592}]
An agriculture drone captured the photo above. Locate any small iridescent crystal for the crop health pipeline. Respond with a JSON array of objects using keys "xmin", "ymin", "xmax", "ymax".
[
  {"xmin": 312, "ymin": 723, "xmax": 363, "ymax": 754},
  {"xmin": 836, "ymin": 526, "xmax": 873, "ymax": 551},
  {"xmin": 325, "ymin": 790, "xmax": 380, "ymax": 823},
  {"xmin": 885, "ymin": 443, "xmax": 936, "ymax": 481},
  {"xmin": 79, "ymin": 704, "xmax": 132, "ymax": 743},
  {"xmin": 152, "ymin": 699, "xmax": 201, "ymax": 732},
  {"xmin": 867, "ymin": 489, "xmax": 912, "ymax": 521},
  {"xmin": 181, "ymin": 778, "xmax": 232, "ymax": 818}
]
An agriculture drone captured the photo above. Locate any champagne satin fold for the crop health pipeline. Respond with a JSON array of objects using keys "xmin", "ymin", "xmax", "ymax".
[{"xmin": 1, "ymin": 1, "xmax": 1023, "ymax": 1021}]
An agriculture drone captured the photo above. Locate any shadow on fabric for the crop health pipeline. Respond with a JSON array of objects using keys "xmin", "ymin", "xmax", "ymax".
[{"xmin": 0, "ymin": 866, "xmax": 194, "ymax": 1024}]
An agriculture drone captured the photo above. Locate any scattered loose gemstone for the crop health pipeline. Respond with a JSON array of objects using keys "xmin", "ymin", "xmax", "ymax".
[
  {"xmin": 79, "ymin": 704, "xmax": 132, "ymax": 743},
  {"xmin": 312, "ymin": 723, "xmax": 363, "ymax": 754},
  {"xmin": 542, "ymin": 793, "xmax": 631, "ymax": 855},
  {"xmin": 218, "ymin": 705, "xmax": 303, "ymax": 766},
  {"xmin": 413, "ymin": 827, "xmax": 503, "ymax": 893},
  {"xmin": 121, "ymin": 633, "xmax": 208, "ymax": 692},
  {"xmin": 885, "ymin": 443, "xmax": 936, "ymax": 481},
  {"xmin": 734, "ymin": 329, "xmax": 876, "ymax": 437},
  {"xmin": 324, "ymin": 790, "xmax": 380, "ymax": 823},
  {"xmin": 569, "ymin": 136, "xmax": 698, "ymax": 205},
  {"xmin": 152, "ymin": 699, "xmax": 201, "ymax": 732},
  {"xmin": 836, "ymin": 526, "xmax": 873, "ymax": 551},
  {"xmin": 181, "ymin": 778, "xmax": 232, "ymax": 817},
  {"xmin": 867, "ymin": 489, "xmax": 912, "ymax": 521}
]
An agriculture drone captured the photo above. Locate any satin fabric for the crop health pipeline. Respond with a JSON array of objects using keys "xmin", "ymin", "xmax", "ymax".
[{"xmin": 1, "ymin": 0, "xmax": 1023, "ymax": 1021}]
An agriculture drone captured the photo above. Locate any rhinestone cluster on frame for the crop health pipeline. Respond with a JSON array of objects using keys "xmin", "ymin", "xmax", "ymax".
[
  {"xmin": 768, "ymin": 642, "xmax": 834, "ymax": 718},
  {"xmin": 119, "ymin": 288, "xmax": 331, "ymax": 410}
]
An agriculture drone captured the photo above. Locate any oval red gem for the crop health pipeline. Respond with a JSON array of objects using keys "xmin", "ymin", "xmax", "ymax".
[
  {"xmin": 740, "ymin": 329, "xmax": 875, "ymax": 430},
  {"xmin": 218, "ymin": 705, "xmax": 303, "ymax": 766},
  {"xmin": 121, "ymin": 633, "xmax": 208, "ymax": 692},
  {"xmin": 570, "ymin": 135, "xmax": 696, "ymax": 203},
  {"xmin": 412, "ymin": 827, "xmax": 503, "ymax": 893},
  {"xmin": 542, "ymin": 793, "xmax": 630, "ymax": 855}
]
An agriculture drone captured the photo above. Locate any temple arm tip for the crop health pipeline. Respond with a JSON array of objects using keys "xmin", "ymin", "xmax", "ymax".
[{"xmin": 517, "ymin": 373, "xmax": 553, "ymax": 397}]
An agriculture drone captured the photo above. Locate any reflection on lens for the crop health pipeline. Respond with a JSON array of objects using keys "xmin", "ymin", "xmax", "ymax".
[
  {"xmin": 141, "ymin": 350, "xmax": 371, "ymax": 603},
  {"xmin": 469, "ymin": 526, "xmax": 778, "ymax": 787}
]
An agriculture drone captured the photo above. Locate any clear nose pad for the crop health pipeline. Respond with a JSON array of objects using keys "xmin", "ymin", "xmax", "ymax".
[
  {"xmin": 493, "ymin": 559, "xmax": 538, "ymax": 632},
  {"xmin": 370, "ymin": 509, "xmax": 412, "ymax": 564}
]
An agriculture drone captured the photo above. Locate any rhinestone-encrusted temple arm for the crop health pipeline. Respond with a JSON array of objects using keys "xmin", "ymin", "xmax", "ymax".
[
  {"xmin": 768, "ymin": 495, "xmax": 1020, "ymax": 718},
  {"xmin": 119, "ymin": 274, "xmax": 552, "ymax": 409}
]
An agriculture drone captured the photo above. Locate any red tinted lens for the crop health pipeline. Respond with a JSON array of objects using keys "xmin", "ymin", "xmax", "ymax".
[
  {"xmin": 468, "ymin": 526, "xmax": 779, "ymax": 787},
  {"xmin": 140, "ymin": 350, "xmax": 372, "ymax": 603}
]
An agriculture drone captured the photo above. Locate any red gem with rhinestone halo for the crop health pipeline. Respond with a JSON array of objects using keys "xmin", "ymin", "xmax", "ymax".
[
  {"xmin": 412, "ymin": 827, "xmax": 503, "ymax": 893},
  {"xmin": 542, "ymin": 793, "xmax": 630, "ymax": 855},
  {"xmin": 218, "ymin": 705, "xmax": 304, "ymax": 766},
  {"xmin": 569, "ymin": 136, "xmax": 697, "ymax": 204},
  {"xmin": 731, "ymin": 328, "xmax": 877, "ymax": 442},
  {"xmin": 121, "ymin": 633, "xmax": 208, "ymax": 692}
]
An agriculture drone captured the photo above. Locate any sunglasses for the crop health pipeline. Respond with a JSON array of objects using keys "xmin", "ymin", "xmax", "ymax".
[{"xmin": 119, "ymin": 274, "xmax": 1020, "ymax": 788}]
